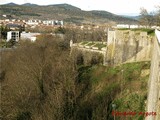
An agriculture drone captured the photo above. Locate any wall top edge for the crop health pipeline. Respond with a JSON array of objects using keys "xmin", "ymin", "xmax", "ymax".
[{"xmin": 155, "ymin": 29, "xmax": 160, "ymax": 44}]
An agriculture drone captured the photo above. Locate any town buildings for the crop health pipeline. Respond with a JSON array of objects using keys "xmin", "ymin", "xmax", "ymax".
[{"xmin": 7, "ymin": 31, "xmax": 19, "ymax": 42}]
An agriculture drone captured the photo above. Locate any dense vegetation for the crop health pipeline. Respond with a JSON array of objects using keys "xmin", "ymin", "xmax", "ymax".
[
  {"xmin": 76, "ymin": 61, "xmax": 150, "ymax": 120},
  {"xmin": 1, "ymin": 36, "xmax": 76, "ymax": 120},
  {"xmin": 1, "ymin": 34, "xmax": 150, "ymax": 120}
]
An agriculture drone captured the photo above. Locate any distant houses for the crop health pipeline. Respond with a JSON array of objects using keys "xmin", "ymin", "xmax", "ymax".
[
  {"xmin": 6, "ymin": 23, "xmax": 25, "ymax": 31},
  {"xmin": 115, "ymin": 24, "xmax": 160, "ymax": 29},
  {"xmin": 0, "ymin": 16, "xmax": 64, "ymax": 27},
  {"xmin": 0, "ymin": 18, "xmax": 64, "ymax": 42},
  {"xmin": 5, "ymin": 23, "xmax": 25, "ymax": 42},
  {"xmin": 43, "ymin": 20, "xmax": 63, "ymax": 26},
  {"xmin": 22, "ymin": 19, "xmax": 63, "ymax": 26},
  {"xmin": 26, "ymin": 20, "xmax": 40, "ymax": 26}
]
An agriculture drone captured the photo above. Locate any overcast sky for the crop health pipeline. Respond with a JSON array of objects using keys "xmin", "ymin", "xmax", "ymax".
[{"xmin": 0, "ymin": 0, "xmax": 160, "ymax": 15}]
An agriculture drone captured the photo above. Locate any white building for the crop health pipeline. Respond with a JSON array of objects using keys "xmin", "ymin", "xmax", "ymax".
[
  {"xmin": 43, "ymin": 20, "xmax": 64, "ymax": 26},
  {"xmin": 43, "ymin": 20, "xmax": 55, "ymax": 26},
  {"xmin": 26, "ymin": 20, "xmax": 39, "ymax": 25},
  {"xmin": 7, "ymin": 31, "xmax": 19, "ymax": 42},
  {"xmin": 130, "ymin": 25, "xmax": 139, "ymax": 28},
  {"xmin": 2, "ymin": 14, "xmax": 7, "ymax": 17},
  {"xmin": 56, "ymin": 20, "xmax": 63, "ymax": 26},
  {"xmin": 21, "ymin": 32, "xmax": 40, "ymax": 42},
  {"xmin": 116, "ymin": 24, "xmax": 130, "ymax": 28}
]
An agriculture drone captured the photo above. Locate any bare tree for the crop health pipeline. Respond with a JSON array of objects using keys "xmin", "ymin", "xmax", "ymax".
[
  {"xmin": 1, "ymin": 35, "xmax": 77, "ymax": 120},
  {"xmin": 139, "ymin": 7, "xmax": 154, "ymax": 27}
]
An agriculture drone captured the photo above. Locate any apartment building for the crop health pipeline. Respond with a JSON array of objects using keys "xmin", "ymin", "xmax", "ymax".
[{"xmin": 7, "ymin": 31, "xmax": 19, "ymax": 42}]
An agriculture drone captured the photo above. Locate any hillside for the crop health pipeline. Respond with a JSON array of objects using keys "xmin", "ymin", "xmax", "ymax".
[
  {"xmin": 0, "ymin": 3, "xmax": 137, "ymax": 24},
  {"xmin": 77, "ymin": 61, "xmax": 150, "ymax": 119},
  {"xmin": 122, "ymin": 15, "xmax": 141, "ymax": 20}
]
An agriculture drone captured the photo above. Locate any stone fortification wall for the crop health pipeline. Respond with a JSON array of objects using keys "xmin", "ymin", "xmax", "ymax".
[
  {"xmin": 70, "ymin": 29, "xmax": 153, "ymax": 66},
  {"xmin": 70, "ymin": 46, "xmax": 105, "ymax": 66},
  {"xmin": 146, "ymin": 30, "xmax": 160, "ymax": 120},
  {"xmin": 106, "ymin": 29, "xmax": 153, "ymax": 65}
]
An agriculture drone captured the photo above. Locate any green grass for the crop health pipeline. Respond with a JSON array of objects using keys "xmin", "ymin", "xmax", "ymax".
[
  {"xmin": 87, "ymin": 42, "xmax": 95, "ymax": 46},
  {"xmin": 93, "ymin": 43, "xmax": 106, "ymax": 50},
  {"xmin": 79, "ymin": 41, "xmax": 107, "ymax": 50},
  {"xmin": 80, "ymin": 41, "xmax": 89, "ymax": 45},
  {"xmin": 118, "ymin": 28, "xmax": 155, "ymax": 36},
  {"xmin": 79, "ymin": 61, "xmax": 150, "ymax": 85},
  {"xmin": 132, "ymin": 28, "xmax": 155, "ymax": 36},
  {"xmin": 77, "ymin": 61, "xmax": 150, "ymax": 120},
  {"xmin": 117, "ymin": 28, "xmax": 130, "ymax": 30}
]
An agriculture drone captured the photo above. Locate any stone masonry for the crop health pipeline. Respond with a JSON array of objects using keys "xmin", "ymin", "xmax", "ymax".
[{"xmin": 146, "ymin": 29, "xmax": 160, "ymax": 120}]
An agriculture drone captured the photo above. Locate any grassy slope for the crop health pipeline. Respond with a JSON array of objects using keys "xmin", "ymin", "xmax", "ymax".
[
  {"xmin": 77, "ymin": 61, "xmax": 150, "ymax": 120},
  {"xmin": 117, "ymin": 28, "xmax": 155, "ymax": 36}
]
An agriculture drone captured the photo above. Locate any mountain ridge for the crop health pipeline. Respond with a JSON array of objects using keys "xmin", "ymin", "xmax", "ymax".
[
  {"xmin": 21, "ymin": 3, "xmax": 39, "ymax": 7},
  {"xmin": 0, "ymin": 2, "xmax": 138, "ymax": 24},
  {"xmin": 3, "ymin": 2, "xmax": 19, "ymax": 6}
]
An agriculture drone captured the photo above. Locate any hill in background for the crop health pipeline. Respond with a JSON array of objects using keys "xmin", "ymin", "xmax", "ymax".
[
  {"xmin": 21, "ymin": 3, "xmax": 39, "ymax": 7},
  {"xmin": 0, "ymin": 3, "xmax": 138, "ymax": 24}
]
